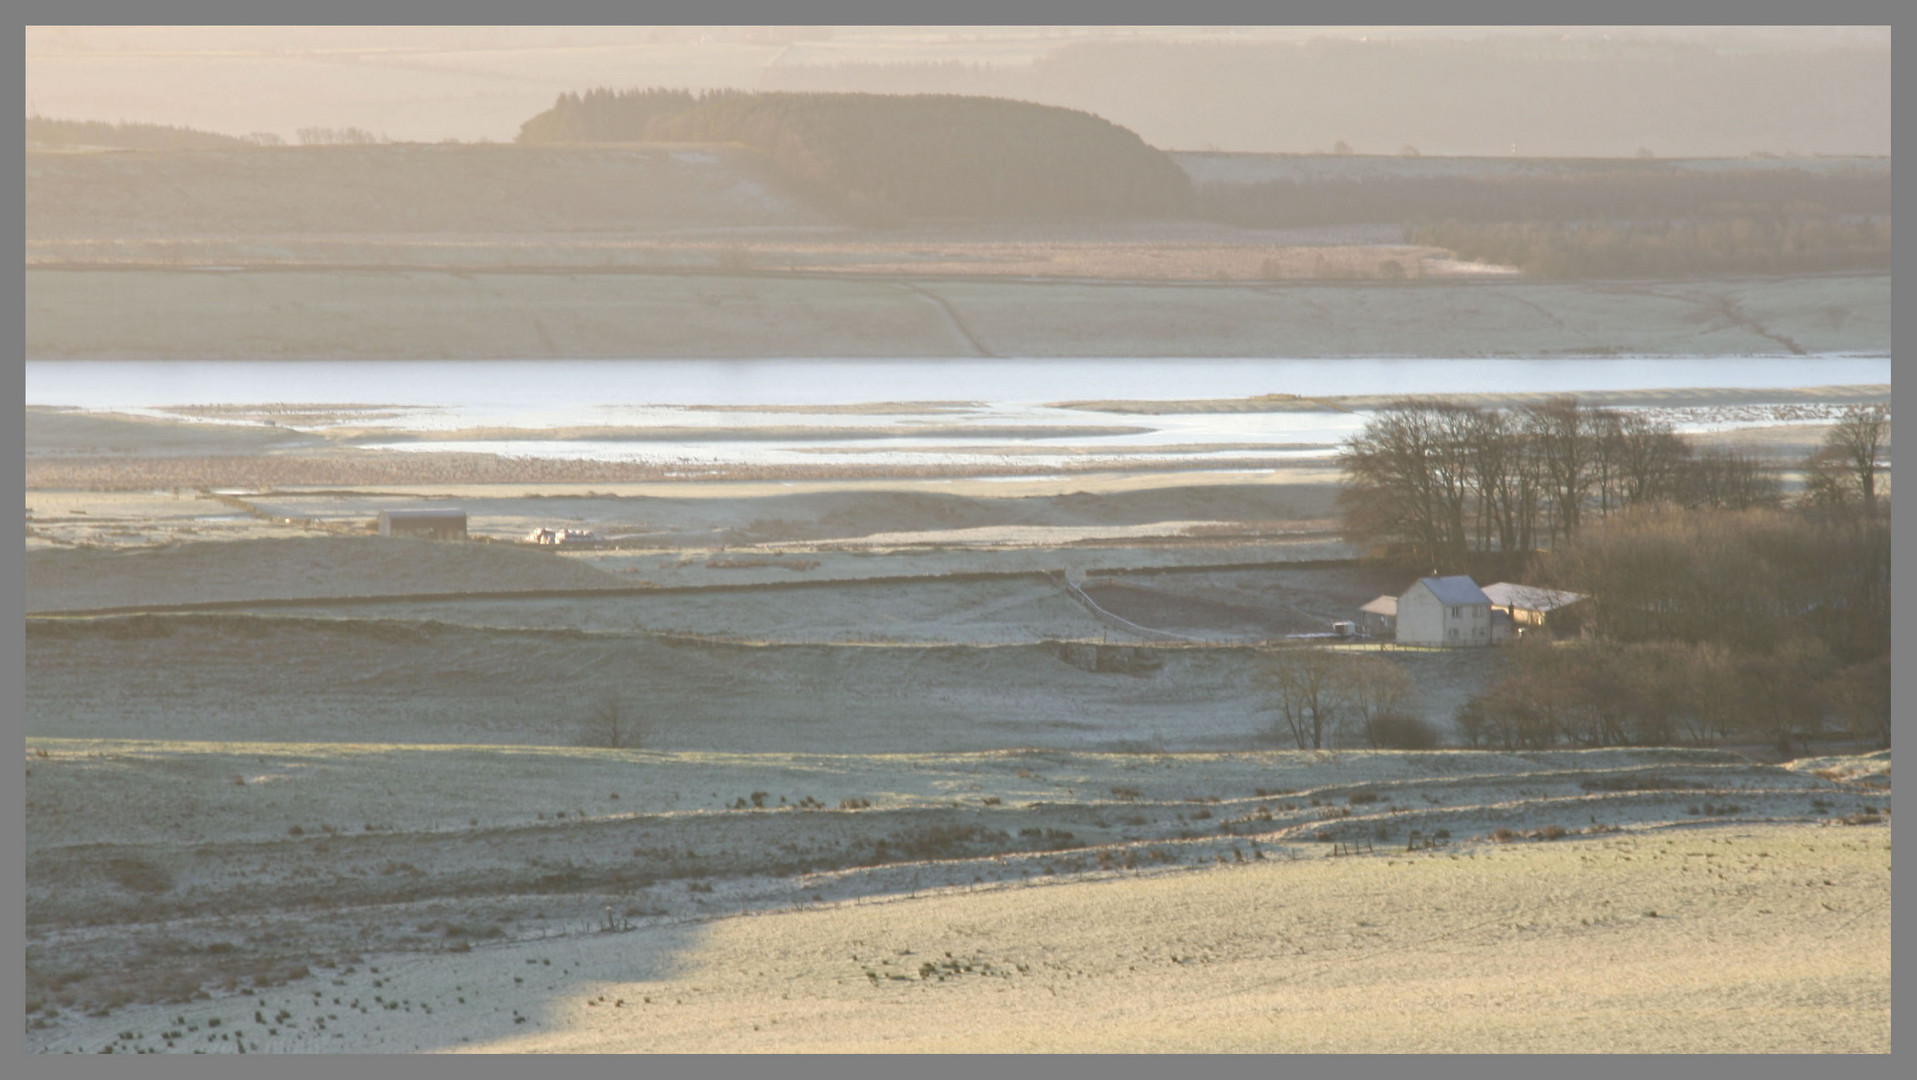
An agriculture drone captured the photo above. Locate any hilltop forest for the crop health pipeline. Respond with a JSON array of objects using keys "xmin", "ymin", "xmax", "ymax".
[{"xmin": 516, "ymin": 89, "xmax": 1193, "ymax": 222}]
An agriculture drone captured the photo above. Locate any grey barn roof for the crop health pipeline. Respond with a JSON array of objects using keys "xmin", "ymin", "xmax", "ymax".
[
  {"xmin": 1482, "ymin": 582, "xmax": 1584, "ymax": 612},
  {"xmin": 1418, "ymin": 575, "xmax": 1490, "ymax": 606},
  {"xmin": 1360, "ymin": 595, "xmax": 1398, "ymax": 617}
]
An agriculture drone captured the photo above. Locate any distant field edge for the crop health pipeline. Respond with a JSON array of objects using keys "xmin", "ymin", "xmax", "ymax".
[
  {"xmin": 27, "ymin": 269, "xmax": 1888, "ymax": 360},
  {"xmin": 18, "ymin": 262, "xmax": 1898, "ymax": 290},
  {"xmin": 23, "ymin": 558, "xmax": 1366, "ymax": 619}
]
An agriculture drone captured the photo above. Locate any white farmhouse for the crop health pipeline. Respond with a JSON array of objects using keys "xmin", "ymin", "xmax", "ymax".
[{"xmin": 1395, "ymin": 575, "xmax": 1493, "ymax": 647}]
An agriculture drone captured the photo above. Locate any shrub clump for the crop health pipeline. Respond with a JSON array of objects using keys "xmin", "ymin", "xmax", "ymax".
[
  {"xmin": 104, "ymin": 857, "xmax": 173, "ymax": 894},
  {"xmin": 1364, "ymin": 712, "xmax": 1440, "ymax": 750}
]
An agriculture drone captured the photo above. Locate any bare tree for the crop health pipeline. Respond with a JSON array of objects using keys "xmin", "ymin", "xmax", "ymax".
[
  {"xmin": 1816, "ymin": 404, "xmax": 1889, "ymax": 512},
  {"xmin": 1525, "ymin": 397, "xmax": 1596, "ymax": 543},
  {"xmin": 1800, "ymin": 447, "xmax": 1855, "ymax": 511},
  {"xmin": 1339, "ymin": 403, "xmax": 1444, "ymax": 564},
  {"xmin": 578, "ymin": 694, "xmax": 646, "ymax": 749},
  {"xmin": 1338, "ymin": 399, "xmax": 1478, "ymax": 566},
  {"xmin": 1681, "ymin": 446, "xmax": 1783, "ymax": 510},
  {"xmin": 1258, "ymin": 648, "xmax": 1348, "ymax": 750},
  {"xmin": 1338, "ymin": 655, "xmax": 1415, "ymax": 731},
  {"xmin": 1462, "ymin": 406, "xmax": 1533, "ymax": 554},
  {"xmin": 1608, "ymin": 412, "xmax": 1692, "ymax": 509}
]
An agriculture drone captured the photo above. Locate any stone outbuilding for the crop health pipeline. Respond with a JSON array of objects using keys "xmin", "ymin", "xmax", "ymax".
[{"xmin": 1357, "ymin": 595, "xmax": 1399, "ymax": 638}]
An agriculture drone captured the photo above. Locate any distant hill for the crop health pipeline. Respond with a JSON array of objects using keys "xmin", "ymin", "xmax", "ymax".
[
  {"xmin": 517, "ymin": 90, "xmax": 1192, "ymax": 222},
  {"xmin": 765, "ymin": 37, "xmax": 1893, "ymax": 158},
  {"xmin": 26, "ymin": 116, "xmax": 269, "ymax": 151}
]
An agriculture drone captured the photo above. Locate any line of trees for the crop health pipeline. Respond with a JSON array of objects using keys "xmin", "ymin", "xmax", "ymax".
[
  {"xmin": 515, "ymin": 88, "xmax": 740, "ymax": 145},
  {"xmin": 1464, "ymin": 504, "xmax": 1889, "ymax": 753},
  {"xmin": 1338, "ymin": 397, "xmax": 1783, "ymax": 569},
  {"xmin": 1456, "ymin": 636, "xmax": 1888, "ymax": 752},
  {"xmin": 25, "ymin": 116, "xmax": 281, "ymax": 151},
  {"xmin": 294, "ymin": 126, "xmax": 386, "ymax": 146},
  {"xmin": 1451, "ymin": 405, "xmax": 1890, "ymax": 753}
]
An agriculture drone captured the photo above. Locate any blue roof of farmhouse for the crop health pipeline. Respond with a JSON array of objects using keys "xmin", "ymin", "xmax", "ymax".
[{"xmin": 1419, "ymin": 575, "xmax": 1490, "ymax": 605}]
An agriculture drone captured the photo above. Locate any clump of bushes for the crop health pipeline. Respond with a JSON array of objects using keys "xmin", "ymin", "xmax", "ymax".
[
  {"xmin": 1688, "ymin": 802, "xmax": 1746, "ymax": 816},
  {"xmin": 104, "ymin": 857, "xmax": 173, "ymax": 894},
  {"xmin": 870, "ymin": 824, "xmax": 1015, "ymax": 864},
  {"xmin": 1364, "ymin": 713, "xmax": 1440, "ymax": 750}
]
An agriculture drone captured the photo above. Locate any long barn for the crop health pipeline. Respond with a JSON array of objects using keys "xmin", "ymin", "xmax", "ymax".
[{"xmin": 377, "ymin": 508, "xmax": 468, "ymax": 540}]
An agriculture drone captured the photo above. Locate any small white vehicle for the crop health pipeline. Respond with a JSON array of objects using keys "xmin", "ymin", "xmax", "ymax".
[{"xmin": 527, "ymin": 527, "xmax": 599, "ymax": 546}]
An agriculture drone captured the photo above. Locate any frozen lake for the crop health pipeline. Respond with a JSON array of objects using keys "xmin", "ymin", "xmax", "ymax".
[
  {"xmin": 27, "ymin": 356, "xmax": 1889, "ymax": 470},
  {"xmin": 25, "ymin": 356, "xmax": 1891, "ymax": 412}
]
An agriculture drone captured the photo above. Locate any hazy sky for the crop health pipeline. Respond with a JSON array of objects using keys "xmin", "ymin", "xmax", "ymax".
[{"xmin": 24, "ymin": 26, "xmax": 1893, "ymax": 153}]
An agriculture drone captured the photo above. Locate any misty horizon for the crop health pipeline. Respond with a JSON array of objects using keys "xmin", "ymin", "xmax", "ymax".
[{"xmin": 25, "ymin": 25, "xmax": 1893, "ymax": 157}]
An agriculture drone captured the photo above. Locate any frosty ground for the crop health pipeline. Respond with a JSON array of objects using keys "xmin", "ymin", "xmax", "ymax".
[
  {"xmin": 25, "ymin": 742, "xmax": 1892, "ymax": 1054},
  {"xmin": 23, "ymin": 390, "xmax": 1893, "ymax": 1053}
]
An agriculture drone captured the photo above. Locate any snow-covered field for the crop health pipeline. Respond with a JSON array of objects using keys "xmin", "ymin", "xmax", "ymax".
[
  {"xmin": 26, "ymin": 736, "xmax": 1891, "ymax": 1054},
  {"xmin": 25, "ymin": 270, "xmax": 1892, "ymax": 360}
]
